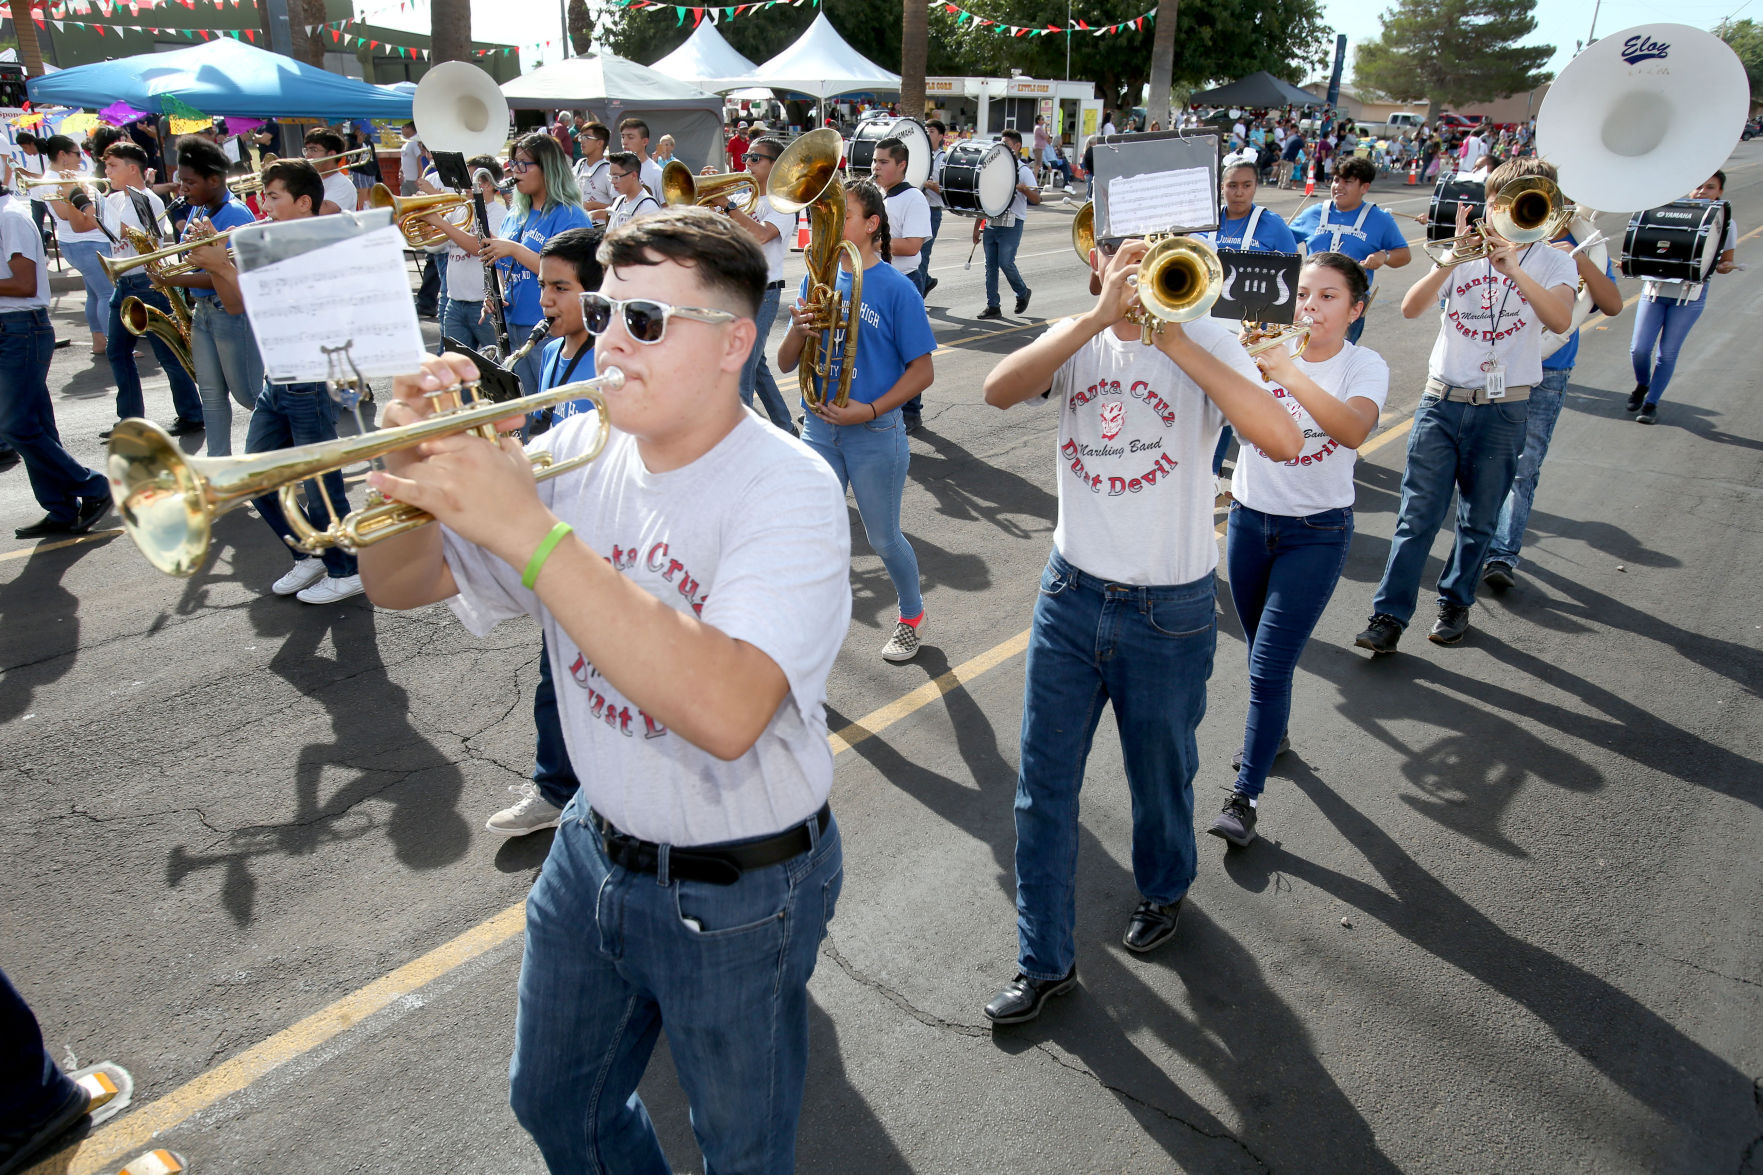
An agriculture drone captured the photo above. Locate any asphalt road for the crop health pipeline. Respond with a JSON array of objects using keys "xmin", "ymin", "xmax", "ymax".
[{"xmin": 4, "ymin": 146, "xmax": 1761, "ymax": 1175}]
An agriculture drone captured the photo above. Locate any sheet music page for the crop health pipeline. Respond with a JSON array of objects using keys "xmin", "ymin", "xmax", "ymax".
[
  {"xmin": 238, "ymin": 224, "xmax": 425, "ymax": 382},
  {"xmin": 1106, "ymin": 169, "xmax": 1215, "ymax": 238}
]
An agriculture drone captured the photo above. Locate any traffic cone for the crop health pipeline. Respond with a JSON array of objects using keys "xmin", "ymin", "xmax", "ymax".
[
  {"xmin": 794, "ymin": 212, "xmax": 810, "ymax": 251},
  {"xmin": 1407, "ymin": 159, "xmax": 1419, "ymax": 185},
  {"xmin": 1304, "ymin": 161, "xmax": 1315, "ymax": 196}
]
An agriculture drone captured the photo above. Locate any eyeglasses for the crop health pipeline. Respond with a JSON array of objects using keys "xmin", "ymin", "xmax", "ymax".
[
  {"xmin": 509, "ymin": 159, "xmax": 537, "ymax": 174},
  {"xmin": 580, "ymin": 293, "xmax": 738, "ymax": 345},
  {"xmin": 742, "ymin": 152, "xmax": 777, "ymax": 164},
  {"xmin": 610, "ymin": 170, "xmax": 633, "ymax": 181}
]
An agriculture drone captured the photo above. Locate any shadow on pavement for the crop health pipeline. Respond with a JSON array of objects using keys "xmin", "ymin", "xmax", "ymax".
[{"xmin": 0, "ymin": 538, "xmax": 117, "ymax": 724}]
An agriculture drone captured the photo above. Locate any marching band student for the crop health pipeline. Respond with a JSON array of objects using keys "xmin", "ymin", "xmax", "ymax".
[
  {"xmin": 617, "ymin": 117, "xmax": 665, "ymax": 200},
  {"xmin": 916, "ymin": 119, "xmax": 948, "ymax": 296},
  {"xmin": 358, "ymin": 207, "xmax": 851, "ymax": 1175},
  {"xmin": 1208, "ymin": 254, "xmax": 1388, "ymax": 848},
  {"xmin": 1482, "ymin": 162, "xmax": 1623, "ymax": 591},
  {"xmin": 479, "ymin": 132, "xmax": 590, "ymax": 397},
  {"xmin": 189, "ymin": 160, "xmax": 363, "ymax": 604},
  {"xmin": 596, "ymin": 152, "xmax": 661, "ymax": 231},
  {"xmin": 780, "ymin": 178, "xmax": 935, "ymax": 663},
  {"xmin": 0, "ymin": 181, "xmax": 111, "ymax": 539},
  {"xmin": 301, "ymin": 127, "xmax": 357, "ymax": 214},
  {"xmin": 974, "ymin": 128, "xmax": 1039, "ymax": 324},
  {"xmin": 432, "ymin": 155, "xmax": 507, "ymax": 356},
  {"xmin": 572, "ymin": 121, "xmax": 614, "ymax": 215},
  {"xmin": 979, "ymin": 231, "xmax": 1300, "ymax": 1024},
  {"xmin": 1357, "ymin": 158, "xmax": 1576, "ymax": 654},
  {"xmin": 485, "ymin": 226, "xmax": 606, "ymax": 838},
  {"xmin": 34, "ymin": 134, "xmax": 114, "ymax": 356},
  {"xmin": 716, "ymin": 136, "xmax": 798, "ymax": 432},
  {"xmin": 94, "ymin": 141, "xmax": 205, "ymax": 439},
  {"xmin": 1627, "ymin": 170, "xmax": 1737, "ymax": 426},
  {"xmin": 872, "ymin": 137, "xmax": 931, "ymax": 294},
  {"xmin": 158, "ymin": 135, "xmax": 261, "ymax": 458},
  {"xmin": 1288, "ymin": 157, "xmax": 1411, "ymax": 343}
]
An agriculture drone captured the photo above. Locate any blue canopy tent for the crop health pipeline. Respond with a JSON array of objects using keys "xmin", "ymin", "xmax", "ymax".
[{"xmin": 26, "ymin": 38, "xmax": 415, "ymax": 119}]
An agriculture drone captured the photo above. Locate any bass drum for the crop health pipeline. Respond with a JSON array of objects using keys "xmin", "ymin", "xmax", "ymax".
[
  {"xmin": 941, "ymin": 141, "xmax": 1016, "ymax": 219},
  {"xmin": 844, "ymin": 117, "xmax": 933, "ymax": 187},
  {"xmin": 1425, "ymin": 177, "xmax": 1485, "ymax": 243},
  {"xmin": 1620, "ymin": 199, "xmax": 1728, "ymax": 282}
]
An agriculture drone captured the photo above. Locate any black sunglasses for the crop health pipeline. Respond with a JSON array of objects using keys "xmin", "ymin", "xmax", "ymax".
[{"xmin": 580, "ymin": 293, "xmax": 738, "ymax": 344}]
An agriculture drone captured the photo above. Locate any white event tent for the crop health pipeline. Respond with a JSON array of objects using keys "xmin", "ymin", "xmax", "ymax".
[
  {"xmin": 721, "ymin": 13, "xmax": 900, "ymax": 104},
  {"xmin": 501, "ymin": 50, "xmax": 726, "ymax": 168},
  {"xmin": 651, "ymin": 22, "xmax": 761, "ymax": 95}
]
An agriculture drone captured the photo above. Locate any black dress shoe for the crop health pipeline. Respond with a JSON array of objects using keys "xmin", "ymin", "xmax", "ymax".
[
  {"xmin": 983, "ymin": 966, "xmax": 1078, "ymax": 1024},
  {"xmin": 977, "ymin": 305, "xmax": 1003, "ymax": 320},
  {"xmin": 73, "ymin": 495, "xmax": 111, "ymax": 533},
  {"xmin": 15, "ymin": 514, "xmax": 79, "ymax": 539},
  {"xmin": 902, "ymin": 412, "xmax": 922, "ymax": 435},
  {"xmin": 1123, "ymin": 898, "xmax": 1182, "ymax": 953},
  {"xmin": 924, "ymin": 276, "xmax": 939, "ymax": 296},
  {"xmin": 167, "ymin": 417, "xmax": 206, "ymax": 436},
  {"xmin": 99, "ymin": 424, "xmax": 119, "ymax": 440},
  {"xmin": 0, "ymin": 448, "xmax": 18, "ymax": 473},
  {"xmin": 1014, "ymin": 290, "xmax": 1032, "ymax": 315}
]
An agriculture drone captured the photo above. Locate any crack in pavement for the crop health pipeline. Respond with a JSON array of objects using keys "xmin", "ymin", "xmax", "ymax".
[
  {"xmin": 819, "ymin": 938, "xmax": 988, "ymax": 1039},
  {"xmin": 1637, "ymin": 941, "xmax": 1763, "ymax": 991}
]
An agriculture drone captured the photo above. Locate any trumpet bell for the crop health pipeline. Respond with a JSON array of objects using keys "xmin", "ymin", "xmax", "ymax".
[
  {"xmin": 1072, "ymin": 200, "xmax": 1095, "ymax": 262},
  {"xmin": 1135, "ymin": 236, "xmax": 1223, "ymax": 324},
  {"xmin": 370, "ymin": 183, "xmax": 472, "ymax": 248},
  {"xmin": 1487, "ymin": 176, "xmax": 1568, "ymax": 244}
]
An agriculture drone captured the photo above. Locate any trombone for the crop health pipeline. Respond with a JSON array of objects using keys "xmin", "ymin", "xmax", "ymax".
[
  {"xmin": 1424, "ymin": 176, "xmax": 1573, "ymax": 267},
  {"xmin": 98, "ymin": 230, "xmax": 235, "ymax": 283},
  {"xmin": 661, "ymin": 160, "xmax": 759, "ymax": 216},
  {"xmin": 1069, "ymin": 200, "xmax": 1224, "ymax": 343},
  {"xmin": 368, "ymin": 182, "xmax": 474, "ymax": 249},
  {"xmin": 304, "ymin": 146, "xmax": 373, "ymax": 172},
  {"xmin": 19, "ymin": 172, "xmax": 110, "ymax": 195},
  {"xmin": 107, "ymin": 369, "xmax": 622, "ymax": 577}
]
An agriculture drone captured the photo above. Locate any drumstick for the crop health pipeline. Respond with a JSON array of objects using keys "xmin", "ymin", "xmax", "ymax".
[{"xmin": 966, "ymin": 219, "xmax": 984, "ymax": 270}]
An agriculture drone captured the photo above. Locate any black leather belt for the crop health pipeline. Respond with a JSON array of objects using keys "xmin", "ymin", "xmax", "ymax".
[{"xmin": 594, "ymin": 803, "xmax": 830, "ymax": 885}]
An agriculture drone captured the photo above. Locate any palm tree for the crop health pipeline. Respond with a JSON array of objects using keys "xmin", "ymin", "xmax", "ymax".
[
  {"xmin": 901, "ymin": 0, "xmax": 926, "ymax": 120},
  {"xmin": 430, "ymin": 0, "xmax": 471, "ymax": 64},
  {"xmin": 1147, "ymin": 0, "xmax": 1178, "ymax": 128},
  {"xmin": 10, "ymin": 0, "xmax": 46, "ymax": 76}
]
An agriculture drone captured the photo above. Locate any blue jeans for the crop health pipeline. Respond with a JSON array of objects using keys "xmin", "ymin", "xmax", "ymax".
[
  {"xmin": 441, "ymin": 296, "xmax": 496, "ymax": 355},
  {"xmin": 1, "ymin": 965, "xmax": 82, "ymax": 1148},
  {"xmin": 915, "ymin": 205, "xmax": 942, "ymax": 288},
  {"xmin": 1211, "ymin": 426, "xmax": 1234, "ymax": 476},
  {"xmin": 1630, "ymin": 288, "xmax": 1707, "ymax": 406},
  {"xmin": 1014, "ymin": 550, "xmax": 1217, "ymax": 981},
  {"xmin": 417, "ymin": 251, "xmax": 440, "ymax": 314},
  {"xmin": 190, "ymin": 297, "xmax": 264, "ymax": 457},
  {"xmin": 1225, "ymin": 503, "xmax": 1353, "ymax": 797},
  {"xmin": 1370, "ymin": 392, "xmax": 1529, "ymax": 626},
  {"xmin": 107, "ymin": 274, "xmax": 203, "ymax": 423},
  {"xmin": 0, "ymin": 309, "xmax": 107, "ymax": 523},
  {"xmin": 983, "ymin": 218, "xmax": 1028, "ymax": 309},
  {"xmin": 531, "ymin": 636, "xmax": 579, "ymax": 810},
  {"xmin": 1487, "ymin": 367, "xmax": 1570, "ymax": 571},
  {"xmin": 58, "ymin": 238, "xmax": 114, "ymax": 335},
  {"xmin": 801, "ymin": 407, "xmax": 923, "ymax": 619},
  {"xmin": 508, "ymin": 319, "xmax": 544, "ymax": 399},
  {"xmin": 509, "ymin": 799, "xmax": 842, "ymax": 1173},
  {"xmin": 244, "ymin": 379, "xmax": 358, "ymax": 579},
  {"xmin": 739, "ymin": 285, "xmax": 794, "ymax": 431}
]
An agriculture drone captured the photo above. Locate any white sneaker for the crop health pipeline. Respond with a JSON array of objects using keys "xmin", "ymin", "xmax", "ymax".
[
  {"xmin": 296, "ymin": 573, "xmax": 365, "ymax": 604},
  {"xmin": 485, "ymin": 784, "xmax": 566, "ymax": 837},
  {"xmin": 880, "ymin": 616, "xmax": 924, "ymax": 663},
  {"xmin": 271, "ymin": 559, "xmax": 328, "ymax": 596}
]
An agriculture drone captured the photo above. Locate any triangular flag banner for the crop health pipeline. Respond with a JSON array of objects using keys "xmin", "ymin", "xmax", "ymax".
[{"xmin": 161, "ymin": 93, "xmax": 206, "ymax": 119}]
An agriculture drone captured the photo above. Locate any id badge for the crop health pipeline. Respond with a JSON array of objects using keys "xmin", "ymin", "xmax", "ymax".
[{"xmin": 1481, "ymin": 357, "xmax": 1506, "ymax": 400}]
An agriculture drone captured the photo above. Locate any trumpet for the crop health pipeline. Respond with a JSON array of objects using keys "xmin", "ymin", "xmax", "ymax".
[
  {"xmin": 107, "ymin": 368, "xmax": 623, "ymax": 577},
  {"xmin": 1424, "ymin": 176, "xmax": 1573, "ymax": 268},
  {"xmin": 369, "ymin": 182, "xmax": 474, "ymax": 249},
  {"xmin": 98, "ymin": 231, "xmax": 234, "ymax": 283},
  {"xmin": 228, "ymin": 172, "xmax": 264, "ymax": 195},
  {"xmin": 1070, "ymin": 201, "xmax": 1224, "ymax": 342},
  {"xmin": 661, "ymin": 160, "xmax": 759, "ymax": 216},
  {"xmin": 1240, "ymin": 319, "xmax": 1312, "ymax": 360},
  {"xmin": 20, "ymin": 172, "xmax": 110, "ymax": 196}
]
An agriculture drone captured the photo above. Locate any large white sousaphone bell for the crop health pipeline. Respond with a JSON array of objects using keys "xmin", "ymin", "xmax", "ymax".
[{"xmin": 413, "ymin": 60, "xmax": 512, "ymax": 158}]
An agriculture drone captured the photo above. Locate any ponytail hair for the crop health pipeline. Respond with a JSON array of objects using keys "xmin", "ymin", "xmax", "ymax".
[{"xmin": 843, "ymin": 177, "xmax": 889, "ymax": 261}]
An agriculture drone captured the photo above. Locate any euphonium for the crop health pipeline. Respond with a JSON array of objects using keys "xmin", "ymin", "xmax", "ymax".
[
  {"xmin": 661, "ymin": 160, "xmax": 759, "ymax": 216},
  {"xmin": 768, "ymin": 128, "xmax": 862, "ymax": 409},
  {"xmin": 1424, "ymin": 176, "xmax": 1571, "ymax": 267},
  {"xmin": 368, "ymin": 182, "xmax": 474, "ymax": 249},
  {"xmin": 107, "ymin": 368, "xmax": 624, "ymax": 577}
]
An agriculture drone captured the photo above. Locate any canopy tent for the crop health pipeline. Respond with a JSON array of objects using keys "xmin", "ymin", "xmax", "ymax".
[
  {"xmin": 24, "ymin": 38, "xmax": 415, "ymax": 119},
  {"xmin": 650, "ymin": 22, "xmax": 760, "ymax": 94},
  {"xmin": 501, "ymin": 51, "xmax": 725, "ymax": 169},
  {"xmin": 719, "ymin": 13, "xmax": 899, "ymax": 102},
  {"xmin": 1188, "ymin": 72, "xmax": 1323, "ymax": 111}
]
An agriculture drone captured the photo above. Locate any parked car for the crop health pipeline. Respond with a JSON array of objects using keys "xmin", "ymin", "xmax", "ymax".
[
  {"xmin": 1437, "ymin": 113, "xmax": 1486, "ymax": 132},
  {"xmin": 1743, "ymin": 118, "xmax": 1760, "ymax": 141}
]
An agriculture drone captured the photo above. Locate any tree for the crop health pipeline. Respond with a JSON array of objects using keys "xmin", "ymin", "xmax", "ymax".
[
  {"xmin": 1353, "ymin": 0, "xmax": 1551, "ymax": 108},
  {"xmin": 568, "ymin": 0, "xmax": 594, "ymax": 55},
  {"xmin": 1716, "ymin": 18, "xmax": 1763, "ymax": 105},
  {"xmin": 9, "ymin": 0, "xmax": 46, "ymax": 75},
  {"xmin": 901, "ymin": 0, "xmax": 927, "ymax": 120},
  {"xmin": 430, "ymin": 0, "xmax": 472, "ymax": 64},
  {"xmin": 1146, "ymin": 0, "xmax": 1176, "ymax": 127}
]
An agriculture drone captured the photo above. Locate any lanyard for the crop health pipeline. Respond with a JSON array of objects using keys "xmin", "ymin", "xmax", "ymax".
[
  {"xmin": 1480, "ymin": 244, "xmax": 1535, "ymax": 363},
  {"xmin": 544, "ymin": 341, "xmax": 593, "ymax": 391}
]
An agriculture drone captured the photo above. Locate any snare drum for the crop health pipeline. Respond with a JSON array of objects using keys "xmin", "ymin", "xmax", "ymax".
[
  {"xmin": 1425, "ymin": 177, "xmax": 1485, "ymax": 243},
  {"xmin": 940, "ymin": 141, "xmax": 1016, "ymax": 219},
  {"xmin": 844, "ymin": 117, "xmax": 933, "ymax": 187},
  {"xmin": 1620, "ymin": 199, "xmax": 1728, "ymax": 283}
]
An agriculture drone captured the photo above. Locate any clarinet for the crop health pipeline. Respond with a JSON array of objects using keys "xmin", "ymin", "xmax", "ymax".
[
  {"xmin": 471, "ymin": 170, "xmax": 512, "ymax": 358},
  {"xmin": 506, "ymin": 318, "xmax": 551, "ymax": 368}
]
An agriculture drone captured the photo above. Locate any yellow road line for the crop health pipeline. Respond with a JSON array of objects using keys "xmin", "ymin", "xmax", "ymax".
[
  {"xmin": 0, "ymin": 529, "xmax": 122, "ymax": 563},
  {"xmin": 827, "ymin": 627, "xmax": 1031, "ymax": 755}
]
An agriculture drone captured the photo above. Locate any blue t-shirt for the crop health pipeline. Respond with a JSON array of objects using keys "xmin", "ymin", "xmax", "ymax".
[
  {"xmin": 182, "ymin": 196, "xmax": 256, "ymax": 301},
  {"xmin": 1211, "ymin": 207, "xmax": 1298, "ymax": 254},
  {"xmin": 1542, "ymin": 231, "xmax": 1613, "ymax": 372},
  {"xmin": 540, "ymin": 335, "xmax": 601, "ymax": 420},
  {"xmin": 795, "ymin": 261, "xmax": 936, "ymax": 408},
  {"xmin": 1289, "ymin": 201, "xmax": 1408, "ymax": 286},
  {"xmin": 499, "ymin": 200, "xmax": 593, "ymax": 326}
]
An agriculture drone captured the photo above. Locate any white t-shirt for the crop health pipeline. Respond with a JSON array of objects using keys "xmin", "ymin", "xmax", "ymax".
[
  {"xmin": 98, "ymin": 187, "xmax": 168, "ymax": 257},
  {"xmin": 446, "ymin": 198, "xmax": 504, "ymax": 301},
  {"xmin": 923, "ymin": 147, "xmax": 946, "ymax": 209},
  {"xmin": 750, "ymin": 193, "xmax": 795, "ymax": 285},
  {"xmin": 1102, "ymin": 120, "xmax": 1117, "ymax": 137},
  {"xmin": 639, "ymin": 156, "xmax": 664, "ymax": 199},
  {"xmin": 35, "ymin": 183, "xmax": 109, "ymax": 245},
  {"xmin": 883, "ymin": 184, "xmax": 932, "ymax": 276},
  {"xmin": 441, "ymin": 413, "xmax": 853, "ymax": 846},
  {"xmin": 998, "ymin": 162, "xmax": 1035, "ymax": 225},
  {"xmin": 322, "ymin": 171, "xmax": 356, "ymax": 214},
  {"xmin": 399, "ymin": 137, "xmax": 423, "ymax": 185},
  {"xmin": 1461, "ymin": 133, "xmax": 1486, "ymax": 162},
  {"xmin": 1044, "ymin": 317, "xmax": 1260, "ymax": 585},
  {"xmin": 1232, "ymin": 343, "xmax": 1390, "ymax": 516},
  {"xmin": 606, "ymin": 192, "xmax": 661, "ymax": 231},
  {"xmin": 0, "ymin": 196, "xmax": 50, "ymax": 310},
  {"xmin": 575, "ymin": 156, "xmax": 613, "ymax": 205},
  {"xmin": 1428, "ymin": 244, "xmax": 1578, "ymax": 388}
]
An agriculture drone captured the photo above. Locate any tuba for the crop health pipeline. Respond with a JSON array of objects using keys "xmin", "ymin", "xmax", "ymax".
[
  {"xmin": 661, "ymin": 160, "xmax": 759, "ymax": 216},
  {"xmin": 369, "ymin": 183, "xmax": 475, "ymax": 249},
  {"xmin": 768, "ymin": 129, "xmax": 862, "ymax": 409}
]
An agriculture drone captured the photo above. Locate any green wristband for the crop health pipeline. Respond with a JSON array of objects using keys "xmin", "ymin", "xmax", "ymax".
[{"xmin": 521, "ymin": 521, "xmax": 574, "ymax": 590}]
